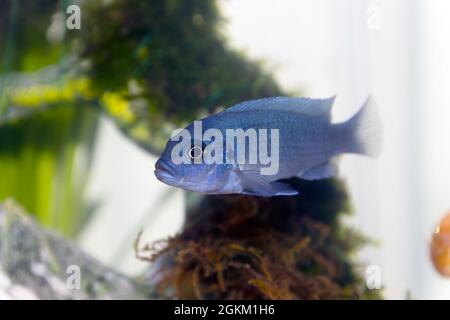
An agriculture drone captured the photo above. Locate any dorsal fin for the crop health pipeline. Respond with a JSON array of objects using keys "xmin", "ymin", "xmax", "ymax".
[{"xmin": 223, "ymin": 96, "xmax": 336, "ymax": 121}]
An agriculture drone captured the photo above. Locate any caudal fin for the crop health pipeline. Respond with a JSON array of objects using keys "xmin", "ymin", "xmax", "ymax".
[{"xmin": 345, "ymin": 96, "xmax": 382, "ymax": 157}]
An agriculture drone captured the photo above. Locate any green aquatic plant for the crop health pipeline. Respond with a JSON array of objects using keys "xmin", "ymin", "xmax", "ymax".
[{"xmin": 0, "ymin": 105, "xmax": 98, "ymax": 236}]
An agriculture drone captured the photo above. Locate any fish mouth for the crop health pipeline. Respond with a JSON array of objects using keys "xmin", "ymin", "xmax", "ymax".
[{"xmin": 154, "ymin": 159, "xmax": 178, "ymax": 184}]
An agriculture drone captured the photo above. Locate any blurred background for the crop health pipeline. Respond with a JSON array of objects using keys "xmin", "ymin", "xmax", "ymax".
[{"xmin": 0, "ymin": 0, "xmax": 449, "ymax": 299}]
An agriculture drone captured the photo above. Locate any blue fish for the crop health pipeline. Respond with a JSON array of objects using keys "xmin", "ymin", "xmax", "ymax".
[{"xmin": 154, "ymin": 96, "xmax": 381, "ymax": 196}]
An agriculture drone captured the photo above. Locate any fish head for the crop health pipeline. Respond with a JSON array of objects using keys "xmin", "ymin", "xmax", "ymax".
[{"xmin": 155, "ymin": 131, "xmax": 232, "ymax": 193}]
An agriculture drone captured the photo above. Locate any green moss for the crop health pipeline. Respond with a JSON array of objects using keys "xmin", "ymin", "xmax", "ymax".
[{"xmin": 138, "ymin": 178, "xmax": 382, "ymax": 300}]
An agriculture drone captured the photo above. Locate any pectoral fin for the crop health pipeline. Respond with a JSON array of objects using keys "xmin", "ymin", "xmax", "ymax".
[{"xmin": 238, "ymin": 170, "xmax": 298, "ymax": 197}]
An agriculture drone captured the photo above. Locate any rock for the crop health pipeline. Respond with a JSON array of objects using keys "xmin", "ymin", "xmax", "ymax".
[{"xmin": 0, "ymin": 200, "xmax": 151, "ymax": 299}]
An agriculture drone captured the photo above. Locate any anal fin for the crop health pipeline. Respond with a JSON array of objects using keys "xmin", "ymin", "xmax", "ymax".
[{"xmin": 298, "ymin": 160, "xmax": 338, "ymax": 180}]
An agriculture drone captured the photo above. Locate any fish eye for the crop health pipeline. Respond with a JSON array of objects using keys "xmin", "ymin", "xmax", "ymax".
[
  {"xmin": 186, "ymin": 140, "xmax": 209, "ymax": 162},
  {"xmin": 187, "ymin": 145, "xmax": 203, "ymax": 160}
]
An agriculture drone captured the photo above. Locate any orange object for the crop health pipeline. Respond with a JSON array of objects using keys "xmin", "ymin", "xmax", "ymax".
[{"xmin": 430, "ymin": 212, "xmax": 450, "ymax": 277}]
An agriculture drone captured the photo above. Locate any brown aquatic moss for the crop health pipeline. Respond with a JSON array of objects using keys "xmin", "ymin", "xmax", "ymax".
[{"xmin": 136, "ymin": 178, "xmax": 381, "ymax": 300}]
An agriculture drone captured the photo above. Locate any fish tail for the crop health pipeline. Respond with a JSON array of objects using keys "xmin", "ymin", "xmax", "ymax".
[{"xmin": 344, "ymin": 96, "xmax": 382, "ymax": 157}]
